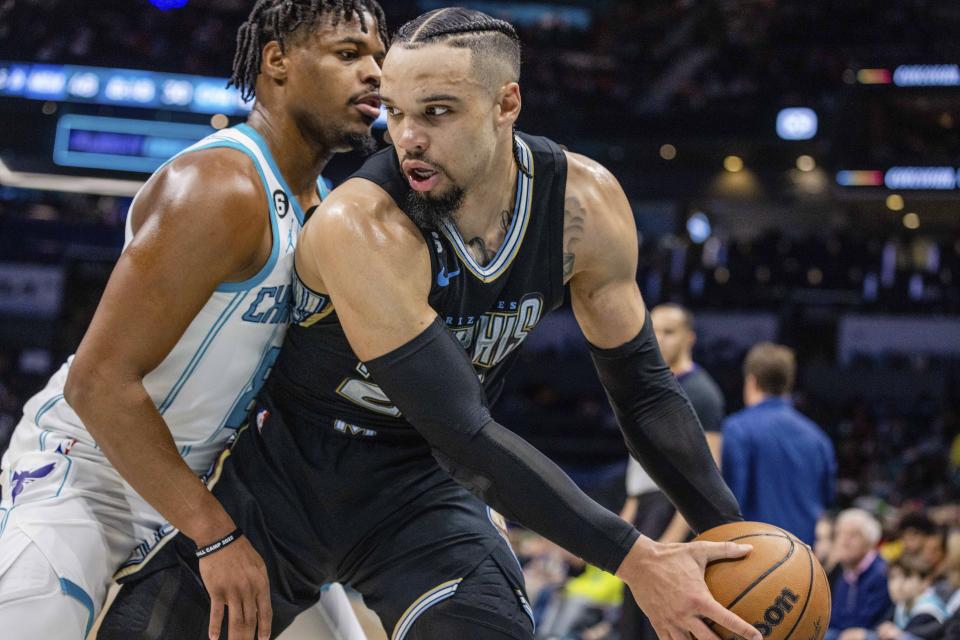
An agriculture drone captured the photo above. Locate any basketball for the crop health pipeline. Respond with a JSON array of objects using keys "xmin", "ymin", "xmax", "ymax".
[{"xmin": 695, "ymin": 522, "xmax": 832, "ymax": 640}]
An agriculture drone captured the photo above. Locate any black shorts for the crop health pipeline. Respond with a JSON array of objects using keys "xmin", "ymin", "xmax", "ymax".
[{"xmin": 97, "ymin": 391, "xmax": 534, "ymax": 639}]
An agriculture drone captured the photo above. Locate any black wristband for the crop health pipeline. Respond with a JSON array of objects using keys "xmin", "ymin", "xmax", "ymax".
[{"xmin": 195, "ymin": 528, "xmax": 243, "ymax": 559}]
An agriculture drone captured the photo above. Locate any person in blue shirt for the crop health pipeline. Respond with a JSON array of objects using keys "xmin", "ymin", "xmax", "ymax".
[
  {"xmin": 721, "ymin": 342, "xmax": 836, "ymax": 545},
  {"xmin": 827, "ymin": 509, "xmax": 894, "ymax": 640}
]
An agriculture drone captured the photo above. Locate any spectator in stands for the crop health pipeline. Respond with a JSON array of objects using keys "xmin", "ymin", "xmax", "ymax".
[
  {"xmin": 874, "ymin": 555, "xmax": 947, "ymax": 640},
  {"xmin": 828, "ymin": 509, "xmax": 893, "ymax": 640},
  {"xmin": 619, "ymin": 304, "xmax": 725, "ymax": 640},
  {"xmin": 722, "ymin": 342, "xmax": 836, "ymax": 544}
]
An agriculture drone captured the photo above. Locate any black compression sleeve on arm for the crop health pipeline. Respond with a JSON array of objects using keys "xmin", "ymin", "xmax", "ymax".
[
  {"xmin": 590, "ymin": 312, "xmax": 743, "ymax": 533},
  {"xmin": 365, "ymin": 317, "xmax": 640, "ymax": 574}
]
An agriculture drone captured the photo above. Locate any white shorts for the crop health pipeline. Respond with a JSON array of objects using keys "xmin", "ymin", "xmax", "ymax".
[{"xmin": 0, "ymin": 416, "xmax": 165, "ymax": 639}]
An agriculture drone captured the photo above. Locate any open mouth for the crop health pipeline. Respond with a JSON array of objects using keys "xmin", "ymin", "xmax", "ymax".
[
  {"xmin": 403, "ymin": 161, "xmax": 442, "ymax": 192},
  {"xmin": 353, "ymin": 92, "xmax": 382, "ymax": 120}
]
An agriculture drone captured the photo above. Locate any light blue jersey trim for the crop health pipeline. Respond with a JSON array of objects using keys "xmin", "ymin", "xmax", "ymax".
[
  {"xmin": 33, "ymin": 394, "xmax": 64, "ymax": 426},
  {"xmin": 236, "ymin": 124, "xmax": 308, "ymax": 225},
  {"xmin": 165, "ymin": 138, "xmax": 280, "ymax": 294},
  {"xmin": 157, "ymin": 291, "xmax": 247, "ymax": 414},
  {"xmin": 59, "ymin": 577, "xmax": 95, "ymax": 636}
]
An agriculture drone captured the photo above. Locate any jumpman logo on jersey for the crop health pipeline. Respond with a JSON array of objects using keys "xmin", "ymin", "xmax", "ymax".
[
  {"xmin": 10, "ymin": 462, "xmax": 55, "ymax": 504},
  {"xmin": 437, "ymin": 265, "xmax": 461, "ymax": 287}
]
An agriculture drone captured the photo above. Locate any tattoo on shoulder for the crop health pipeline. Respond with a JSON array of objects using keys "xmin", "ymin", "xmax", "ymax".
[{"xmin": 563, "ymin": 196, "xmax": 586, "ymax": 283}]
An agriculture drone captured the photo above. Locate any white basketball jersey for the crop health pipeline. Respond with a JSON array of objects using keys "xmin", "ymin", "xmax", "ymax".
[{"xmin": 18, "ymin": 124, "xmax": 326, "ymax": 474}]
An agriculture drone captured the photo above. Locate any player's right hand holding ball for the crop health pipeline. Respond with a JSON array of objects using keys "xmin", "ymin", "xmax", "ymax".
[{"xmin": 616, "ymin": 535, "xmax": 762, "ymax": 640}]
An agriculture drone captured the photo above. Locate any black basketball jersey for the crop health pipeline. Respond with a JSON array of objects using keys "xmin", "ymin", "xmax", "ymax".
[{"xmin": 271, "ymin": 132, "xmax": 567, "ymax": 435}]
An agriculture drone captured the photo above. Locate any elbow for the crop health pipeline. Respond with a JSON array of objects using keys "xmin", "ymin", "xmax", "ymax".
[
  {"xmin": 64, "ymin": 357, "xmax": 128, "ymax": 418},
  {"xmin": 63, "ymin": 362, "xmax": 98, "ymax": 416}
]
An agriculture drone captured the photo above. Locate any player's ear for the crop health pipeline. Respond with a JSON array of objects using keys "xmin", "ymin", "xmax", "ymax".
[
  {"xmin": 496, "ymin": 82, "xmax": 521, "ymax": 126},
  {"xmin": 261, "ymin": 41, "xmax": 288, "ymax": 83}
]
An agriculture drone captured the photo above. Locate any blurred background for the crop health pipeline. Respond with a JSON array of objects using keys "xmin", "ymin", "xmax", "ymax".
[{"xmin": 1, "ymin": 1, "xmax": 959, "ymax": 638}]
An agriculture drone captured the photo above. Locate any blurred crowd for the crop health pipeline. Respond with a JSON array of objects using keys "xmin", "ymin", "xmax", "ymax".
[
  {"xmin": 640, "ymin": 228, "xmax": 960, "ymax": 313},
  {"xmin": 3, "ymin": 0, "xmax": 959, "ymax": 131}
]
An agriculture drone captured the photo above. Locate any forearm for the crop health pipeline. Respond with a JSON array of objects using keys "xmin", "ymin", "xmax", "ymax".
[
  {"xmin": 366, "ymin": 318, "xmax": 640, "ymax": 573},
  {"xmin": 66, "ymin": 374, "xmax": 234, "ymax": 544},
  {"xmin": 590, "ymin": 316, "xmax": 741, "ymax": 533},
  {"xmin": 658, "ymin": 511, "xmax": 691, "ymax": 544}
]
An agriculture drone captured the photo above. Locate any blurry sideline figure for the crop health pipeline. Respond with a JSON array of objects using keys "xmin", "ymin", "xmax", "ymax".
[
  {"xmin": 722, "ymin": 342, "xmax": 836, "ymax": 545},
  {"xmin": 619, "ymin": 304, "xmax": 725, "ymax": 640}
]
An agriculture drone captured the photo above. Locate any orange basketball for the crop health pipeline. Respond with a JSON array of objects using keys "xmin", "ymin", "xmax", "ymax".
[{"xmin": 693, "ymin": 521, "xmax": 832, "ymax": 640}]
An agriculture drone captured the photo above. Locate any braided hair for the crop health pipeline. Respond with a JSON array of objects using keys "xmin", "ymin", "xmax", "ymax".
[
  {"xmin": 229, "ymin": 0, "xmax": 388, "ymax": 101},
  {"xmin": 393, "ymin": 7, "xmax": 521, "ymax": 83}
]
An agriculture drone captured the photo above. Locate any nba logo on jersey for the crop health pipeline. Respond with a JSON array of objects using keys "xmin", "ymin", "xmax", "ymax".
[{"xmin": 256, "ymin": 407, "xmax": 270, "ymax": 433}]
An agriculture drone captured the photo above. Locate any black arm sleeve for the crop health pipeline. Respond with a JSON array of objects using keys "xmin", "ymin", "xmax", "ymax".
[
  {"xmin": 365, "ymin": 317, "xmax": 640, "ymax": 574},
  {"xmin": 589, "ymin": 312, "xmax": 743, "ymax": 533}
]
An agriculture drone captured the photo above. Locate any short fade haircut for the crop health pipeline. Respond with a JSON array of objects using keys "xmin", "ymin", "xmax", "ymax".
[
  {"xmin": 743, "ymin": 342, "xmax": 796, "ymax": 396},
  {"xmin": 229, "ymin": 0, "xmax": 388, "ymax": 102},
  {"xmin": 652, "ymin": 303, "xmax": 695, "ymax": 332},
  {"xmin": 393, "ymin": 7, "xmax": 521, "ymax": 90}
]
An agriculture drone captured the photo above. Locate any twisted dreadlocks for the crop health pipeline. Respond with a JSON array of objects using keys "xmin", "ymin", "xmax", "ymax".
[{"xmin": 229, "ymin": 0, "xmax": 388, "ymax": 102}]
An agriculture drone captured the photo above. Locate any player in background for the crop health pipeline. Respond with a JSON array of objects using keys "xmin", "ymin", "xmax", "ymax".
[{"xmin": 0, "ymin": 2, "xmax": 386, "ymax": 639}]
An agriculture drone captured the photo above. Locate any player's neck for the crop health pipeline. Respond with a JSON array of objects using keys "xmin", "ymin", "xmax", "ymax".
[
  {"xmin": 246, "ymin": 106, "xmax": 331, "ymax": 203},
  {"xmin": 453, "ymin": 139, "xmax": 519, "ymax": 265}
]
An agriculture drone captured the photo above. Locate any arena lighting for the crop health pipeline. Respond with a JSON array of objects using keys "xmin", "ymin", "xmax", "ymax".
[
  {"xmin": 893, "ymin": 64, "xmax": 960, "ymax": 87},
  {"xmin": 149, "ymin": 0, "xmax": 189, "ymax": 9},
  {"xmin": 885, "ymin": 167, "xmax": 956, "ymax": 190},
  {"xmin": 0, "ymin": 61, "xmax": 252, "ymax": 115},
  {"xmin": 776, "ymin": 108, "xmax": 817, "ymax": 140},
  {"xmin": 0, "ymin": 157, "xmax": 142, "ymax": 196},
  {"xmin": 886, "ymin": 194, "xmax": 905, "ymax": 211},
  {"xmin": 659, "ymin": 144, "xmax": 677, "ymax": 160},
  {"xmin": 686, "ymin": 211, "xmax": 711, "ymax": 244},
  {"xmin": 54, "ymin": 115, "xmax": 214, "ymax": 173},
  {"xmin": 723, "ymin": 155, "xmax": 744, "ymax": 172},
  {"xmin": 836, "ymin": 170, "xmax": 884, "ymax": 187},
  {"xmin": 856, "ymin": 68, "xmax": 893, "ymax": 85},
  {"xmin": 903, "ymin": 212, "xmax": 920, "ymax": 230},
  {"xmin": 796, "ymin": 155, "xmax": 816, "ymax": 172}
]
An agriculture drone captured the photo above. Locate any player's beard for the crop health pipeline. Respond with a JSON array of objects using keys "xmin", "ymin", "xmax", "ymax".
[
  {"xmin": 340, "ymin": 130, "xmax": 377, "ymax": 155},
  {"xmin": 402, "ymin": 185, "xmax": 465, "ymax": 229}
]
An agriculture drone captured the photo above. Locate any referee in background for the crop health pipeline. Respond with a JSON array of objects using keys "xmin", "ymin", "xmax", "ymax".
[
  {"xmin": 619, "ymin": 304, "xmax": 725, "ymax": 640},
  {"xmin": 721, "ymin": 343, "xmax": 836, "ymax": 546}
]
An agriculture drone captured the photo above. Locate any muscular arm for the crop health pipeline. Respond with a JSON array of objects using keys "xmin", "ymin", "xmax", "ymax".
[
  {"xmin": 297, "ymin": 180, "xmax": 639, "ymax": 573},
  {"xmin": 64, "ymin": 149, "xmax": 270, "ymax": 545},
  {"xmin": 564, "ymin": 151, "xmax": 741, "ymax": 534}
]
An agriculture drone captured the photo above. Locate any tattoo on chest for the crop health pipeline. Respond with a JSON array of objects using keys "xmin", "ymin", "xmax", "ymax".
[
  {"xmin": 563, "ymin": 196, "xmax": 586, "ymax": 282},
  {"xmin": 466, "ymin": 209, "xmax": 514, "ymax": 266}
]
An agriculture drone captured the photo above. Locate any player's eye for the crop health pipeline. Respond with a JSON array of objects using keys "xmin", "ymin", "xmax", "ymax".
[
  {"xmin": 426, "ymin": 105, "xmax": 450, "ymax": 117},
  {"xmin": 338, "ymin": 50, "xmax": 359, "ymax": 60},
  {"xmin": 385, "ymin": 106, "xmax": 402, "ymax": 117}
]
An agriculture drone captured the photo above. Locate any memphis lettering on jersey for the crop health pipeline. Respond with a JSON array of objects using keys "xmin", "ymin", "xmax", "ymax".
[
  {"xmin": 449, "ymin": 293, "xmax": 544, "ymax": 368},
  {"xmin": 241, "ymin": 284, "xmax": 293, "ymax": 324}
]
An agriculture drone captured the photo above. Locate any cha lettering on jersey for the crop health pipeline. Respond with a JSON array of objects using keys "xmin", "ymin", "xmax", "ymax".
[{"xmin": 242, "ymin": 284, "xmax": 293, "ymax": 324}]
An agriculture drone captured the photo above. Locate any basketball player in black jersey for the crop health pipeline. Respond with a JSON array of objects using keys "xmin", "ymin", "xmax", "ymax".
[{"xmin": 99, "ymin": 8, "xmax": 763, "ymax": 640}]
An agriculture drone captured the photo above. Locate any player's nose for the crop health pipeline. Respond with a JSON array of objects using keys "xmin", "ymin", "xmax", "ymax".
[{"xmin": 396, "ymin": 122, "xmax": 428, "ymax": 153}]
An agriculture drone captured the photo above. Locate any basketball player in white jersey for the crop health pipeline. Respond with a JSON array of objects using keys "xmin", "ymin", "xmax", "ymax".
[{"xmin": 0, "ymin": 2, "xmax": 387, "ymax": 639}]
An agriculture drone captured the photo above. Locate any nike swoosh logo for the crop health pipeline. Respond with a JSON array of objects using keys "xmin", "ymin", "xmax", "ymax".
[{"xmin": 437, "ymin": 266, "xmax": 461, "ymax": 287}]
